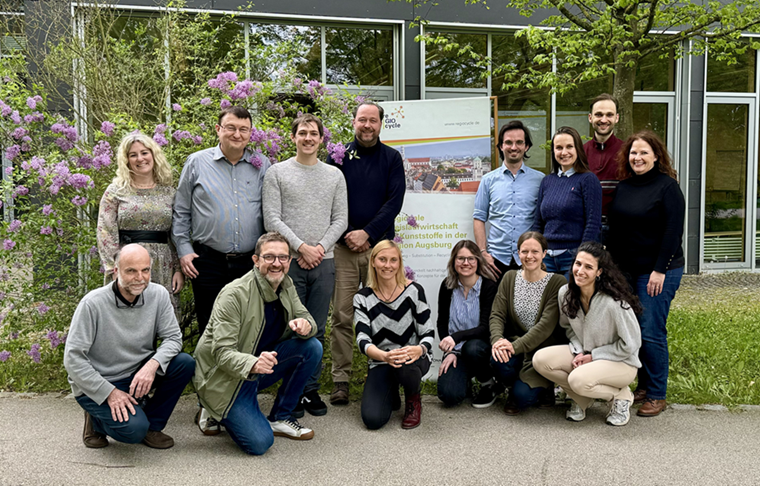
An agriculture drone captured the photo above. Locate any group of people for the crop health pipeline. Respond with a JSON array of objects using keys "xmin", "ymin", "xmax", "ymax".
[{"xmin": 62, "ymin": 93, "xmax": 684, "ymax": 456}]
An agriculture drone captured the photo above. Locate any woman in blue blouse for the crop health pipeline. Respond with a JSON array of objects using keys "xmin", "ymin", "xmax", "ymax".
[{"xmin": 532, "ymin": 127, "xmax": 602, "ymax": 274}]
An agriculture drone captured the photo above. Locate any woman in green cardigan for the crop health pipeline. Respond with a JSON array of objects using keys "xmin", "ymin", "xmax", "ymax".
[{"xmin": 489, "ymin": 231, "xmax": 567, "ymax": 415}]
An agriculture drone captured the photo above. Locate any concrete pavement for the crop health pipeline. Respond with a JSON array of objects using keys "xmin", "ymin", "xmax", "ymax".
[{"xmin": 2, "ymin": 394, "xmax": 760, "ymax": 485}]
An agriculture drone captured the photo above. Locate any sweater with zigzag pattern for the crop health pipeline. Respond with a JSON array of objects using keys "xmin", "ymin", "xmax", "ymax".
[{"xmin": 353, "ymin": 282, "xmax": 434, "ymax": 368}]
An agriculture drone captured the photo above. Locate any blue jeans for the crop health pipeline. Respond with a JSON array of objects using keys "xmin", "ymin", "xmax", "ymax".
[
  {"xmin": 631, "ymin": 266, "xmax": 683, "ymax": 400},
  {"xmin": 437, "ymin": 339, "xmax": 493, "ymax": 407},
  {"xmin": 490, "ymin": 353, "xmax": 546, "ymax": 409},
  {"xmin": 288, "ymin": 258, "xmax": 335, "ymax": 394},
  {"xmin": 76, "ymin": 353, "xmax": 195, "ymax": 443},
  {"xmin": 220, "ymin": 337, "xmax": 321, "ymax": 455},
  {"xmin": 543, "ymin": 248, "xmax": 577, "ymax": 277}
]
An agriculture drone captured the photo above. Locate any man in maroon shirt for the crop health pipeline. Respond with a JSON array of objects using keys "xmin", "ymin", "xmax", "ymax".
[{"xmin": 583, "ymin": 93, "xmax": 624, "ymax": 245}]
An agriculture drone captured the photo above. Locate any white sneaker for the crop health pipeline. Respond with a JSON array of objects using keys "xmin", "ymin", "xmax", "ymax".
[
  {"xmin": 269, "ymin": 418, "xmax": 314, "ymax": 440},
  {"xmin": 566, "ymin": 401, "xmax": 586, "ymax": 422},
  {"xmin": 606, "ymin": 399, "xmax": 631, "ymax": 426},
  {"xmin": 195, "ymin": 407, "xmax": 222, "ymax": 436}
]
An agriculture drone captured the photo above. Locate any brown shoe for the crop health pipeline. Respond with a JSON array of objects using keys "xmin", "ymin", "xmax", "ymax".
[
  {"xmin": 142, "ymin": 430, "xmax": 174, "ymax": 449},
  {"xmin": 330, "ymin": 382, "xmax": 349, "ymax": 405},
  {"xmin": 401, "ymin": 393, "xmax": 421, "ymax": 429},
  {"xmin": 633, "ymin": 389, "xmax": 647, "ymax": 405},
  {"xmin": 83, "ymin": 411, "xmax": 108, "ymax": 449},
  {"xmin": 503, "ymin": 396, "xmax": 520, "ymax": 416},
  {"xmin": 637, "ymin": 398, "xmax": 667, "ymax": 417}
]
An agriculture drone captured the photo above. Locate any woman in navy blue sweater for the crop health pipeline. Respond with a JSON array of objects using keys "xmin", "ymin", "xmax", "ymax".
[{"xmin": 532, "ymin": 127, "xmax": 602, "ymax": 275}]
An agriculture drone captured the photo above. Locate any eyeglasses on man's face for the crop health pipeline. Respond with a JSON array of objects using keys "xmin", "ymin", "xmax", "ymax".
[
  {"xmin": 221, "ymin": 125, "xmax": 252, "ymax": 135},
  {"xmin": 260, "ymin": 254, "xmax": 290, "ymax": 263}
]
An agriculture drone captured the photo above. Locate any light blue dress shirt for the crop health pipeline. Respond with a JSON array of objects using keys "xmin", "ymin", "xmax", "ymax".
[{"xmin": 473, "ymin": 162, "xmax": 544, "ymax": 265}]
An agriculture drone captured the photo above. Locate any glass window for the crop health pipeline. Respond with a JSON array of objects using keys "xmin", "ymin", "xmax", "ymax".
[
  {"xmin": 325, "ymin": 27, "xmax": 393, "ymax": 86},
  {"xmin": 492, "ymin": 34, "xmax": 551, "ymax": 172},
  {"xmin": 707, "ymin": 43, "xmax": 756, "ymax": 93},
  {"xmin": 0, "ymin": 13, "xmax": 24, "ymax": 55},
  {"xmin": 249, "ymin": 23, "xmax": 321, "ymax": 82},
  {"xmin": 703, "ymin": 103, "xmax": 750, "ymax": 264},
  {"xmin": 634, "ymin": 51, "xmax": 675, "ymax": 91},
  {"xmin": 632, "ymin": 102, "xmax": 668, "ymax": 144},
  {"xmin": 425, "ymin": 31, "xmax": 487, "ymax": 88}
]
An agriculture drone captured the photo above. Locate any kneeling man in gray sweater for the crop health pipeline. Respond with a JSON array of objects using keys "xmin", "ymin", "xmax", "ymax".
[{"xmin": 64, "ymin": 244, "xmax": 195, "ymax": 449}]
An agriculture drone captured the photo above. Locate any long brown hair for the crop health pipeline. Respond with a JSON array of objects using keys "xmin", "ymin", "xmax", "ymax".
[
  {"xmin": 550, "ymin": 126, "xmax": 589, "ymax": 174},
  {"xmin": 444, "ymin": 240, "xmax": 496, "ymax": 289},
  {"xmin": 617, "ymin": 130, "xmax": 677, "ymax": 181}
]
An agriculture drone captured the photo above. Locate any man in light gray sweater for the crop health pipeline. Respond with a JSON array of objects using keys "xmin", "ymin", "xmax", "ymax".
[
  {"xmin": 64, "ymin": 244, "xmax": 194, "ymax": 449},
  {"xmin": 263, "ymin": 114, "xmax": 348, "ymax": 417}
]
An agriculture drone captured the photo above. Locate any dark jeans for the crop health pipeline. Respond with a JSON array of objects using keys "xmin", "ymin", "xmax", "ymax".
[
  {"xmin": 191, "ymin": 243, "xmax": 254, "ymax": 335},
  {"xmin": 361, "ymin": 357, "xmax": 430, "ymax": 430},
  {"xmin": 76, "ymin": 353, "xmax": 195, "ymax": 443},
  {"xmin": 221, "ymin": 337, "xmax": 322, "ymax": 455},
  {"xmin": 490, "ymin": 353, "xmax": 546, "ymax": 409},
  {"xmin": 543, "ymin": 248, "xmax": 577, "ymax": 278},
  {"xmin": 494, "ymin": 257, "xmax": 520, "ymax": 285},
  {"xmin": 437, "ymin": 339, "xmax": 493, "ymax": 407},
  {"xmin": 630, "ymin": 266, "xmax": 683, "ymax": 400},
  {"xmin": 288, "ymin": 258, "xmax": 335, "ymax": 394}
]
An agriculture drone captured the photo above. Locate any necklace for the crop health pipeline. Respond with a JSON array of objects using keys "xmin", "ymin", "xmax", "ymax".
[
  {"xmin": 377, "ymin": 284, "xmax": 399, "ymax": 302},
  {"xmin": 132, "ymin": 179, "xmax": 156, "ymax": 189}
]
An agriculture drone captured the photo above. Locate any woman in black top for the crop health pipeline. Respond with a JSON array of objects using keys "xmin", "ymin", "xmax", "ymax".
[
  {"xmin": 436, "ymin": 240, "xmax": 498, "ymax": 408},
  {"xmin": 607, "ymin": 130, "xmax": 685, "ymax": 418}
]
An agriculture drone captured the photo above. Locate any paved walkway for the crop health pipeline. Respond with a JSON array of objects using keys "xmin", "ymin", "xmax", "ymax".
[{"xmin": 2, "ymin": 394, "xmax": 760, "ymax": 485}]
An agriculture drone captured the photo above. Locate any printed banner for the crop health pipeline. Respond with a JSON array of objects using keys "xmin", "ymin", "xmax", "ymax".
[{"xmin": 380, "ymin": 98, "xmax": 492, "ymax": 380}]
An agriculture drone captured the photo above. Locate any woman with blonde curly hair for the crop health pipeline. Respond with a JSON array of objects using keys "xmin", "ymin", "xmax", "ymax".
[{"xmin": 97, "ymin": 131, "xmax": 183, "ymax": 309}]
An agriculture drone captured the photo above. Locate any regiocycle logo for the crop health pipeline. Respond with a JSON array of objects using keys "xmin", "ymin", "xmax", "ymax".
[{"xmin": 384, "ymin": 106, "xmax": 404, "ymax": 130}]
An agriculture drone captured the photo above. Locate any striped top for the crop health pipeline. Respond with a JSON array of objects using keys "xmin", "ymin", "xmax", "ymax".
[
  {"xmin": 448, "ymin": 277, "xmax": 482, "ymax": 352},
  {"xmin": 353, "ymin": 282, "xmax": 434, "ymax": 368}
]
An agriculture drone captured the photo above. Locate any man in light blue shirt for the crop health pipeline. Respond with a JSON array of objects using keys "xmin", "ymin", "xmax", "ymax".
[{"xmin": 473, "ymin": 120, "xmax": 544, "ymax": 281}]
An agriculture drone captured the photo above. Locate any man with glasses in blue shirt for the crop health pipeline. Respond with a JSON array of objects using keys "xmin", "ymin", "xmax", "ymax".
[
  {"xmin": 173, "ymin": 106, "xmax": 271, "ymax": 336},
  {"xmin": 193, "ymin": 232, "xmax": 321, "ymax": 454},
  {"xmin": 473, "ymin": 120, "xmax": 544, "ymax": 282}
]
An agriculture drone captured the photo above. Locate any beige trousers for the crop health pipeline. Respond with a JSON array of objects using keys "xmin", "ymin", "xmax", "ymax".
[
  {"xmin": 330, "ymin": 243, "xmax": 372, "ymax": 383},
  {"xmin": 533, "ymin": 345, "xmax": 637, "ymax": 410}
]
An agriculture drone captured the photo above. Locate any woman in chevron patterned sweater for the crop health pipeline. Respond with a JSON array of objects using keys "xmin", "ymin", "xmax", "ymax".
[{"xmin": 354, "ymin": 240, "xmax": 434, "ymax": 430}]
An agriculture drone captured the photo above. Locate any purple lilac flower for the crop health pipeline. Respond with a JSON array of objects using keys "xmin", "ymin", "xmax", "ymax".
[
  {"xmin": 10, "ymin": 331, "xmax": 18, "ymax": 339},
  {"xmin": 42, "ymin": 204, "xmax": 53, "ymax": 216},
  {"xmin": 172, "ymin": 130, "xmax": 192, "ymax": 142},
  {"xmin": 26, "ymin": 95, "xmax": 42, "ymax": 110},
  {"xmin": 407, "ymin": 215, "xmax": 417, "ymax": 227},
  {"xmin": 192, "ymin": 135, "xmax": 203, "ymax": 145},
  {"xmin": 0, "ymin": 100, "xmax": 11, "ymax": 116},
  {"xmin": 10, "ymin": 110, "xmax": 21, "ymax": 124},
  {"xmin": 220, "ymin": 99, "xmax": 231, "ymax": 109},
  {"xmin": 89, "ymin": 246, "xmax": 98, "ymax": 256},
  {"xmin": 41, "ymin": 283, "xmax": 50, "ymax": 290},
  {"xmin": 199, "ymin": 123, "xmax": 207, "ymax": 130},
  {"xmin": 327, "ymin": 142, "xmax": 347, "ymax": 165},
  {"xmin": 0, "ymin": 240, "xmax": 12, "ymax": 250},
  {"xmin": 40, "ymin": 226, "xmax": 53, "ymax": 235},
  {"xmin": 21, "ymin": 161, "xmax": 30, "ymax": 171},
  {"xmin": 37, "ymin": 303, "xmax": 50, "ymax": 315},
  {"xmin": 5, "ymin": 144, "xmax": 21, "ymax": 160},
  {"xmin": 200, "ymin": 97, "xmax": 211, "ymax": 106},
  {"xmin": 8, "ymin": 220, "xmax": 21, "ymax": 232},
  {"xmin": 11, "ymin": 127, "xmax": 27, "ymax": 139},
  {"xmin": 393, "ymin": 235, "xmax": 403, "ymax": 244},
  {"xmin": 13, "ymin": 185, "xmax": 29, "ymax": 197},
  {"xmin": 51, "ymin": 121, "xmax": 78, "ymax": 142},
  {"xmin": 323, "ymin": 127, "xmax": 332, "ymax": 145},
  {"xmin": 293, "ymin": 78, "xmax": 303, "ymax": 88},
  {"xmin": 92, "ymin": 141, "xmax": 113, "ymax": 168},
  {"xmin": 77, "ymin": 154, "xmax": 94, "ymax": 168},
  {"xmin": 4, "ymin": 167, "xmax": 11, "ymax": 176},
  {"xmin": 355, "ymin": 96, "xmax": 367, "ymax": 104},
  {"xmin": 71, "ymin": 196, "xmax": 87, "ymax": 206},
  {"xmin": 0, "ymin": 292, "xmax": 5, "ymax": 301},
  {"xmin": 100, "ymin": 121, "xmax": 115, "ymax": 136},
  {"xmin": 24, "ymin": 112, "xmax": 44, "ymax": 123},
  {"xmin": 404, "ymin": 266, "xmax": 416, "ymax": 281},
  {"xmin": 27, "ymin": 343, "xmax": 41, "ymax": 363},
  {"xmin": 68, "ymin": 173, "xmax": 93, "ymax": 189},
  {"xmin": 20, "ymin": 142, "xmax": 30, "ymax": 152},
  {"xmin": 54, "ymin": 138, "xmax": 75, "ymax": 151},
  {"xmin": 208, "ymin": 71, "xmax": 238, "ymax": 91},
  {"xmin": 45, "ymin": 330, "xmax": 62, "ymax": 349},
  {"xmin": 153, "ymin": 134, "xmax": 168, "ymax": 146},
  {"xmin": 172, "ymin": 103, "xmax": 182, "ymax": 111},
  {"xmin": 154, "ymin": 123, "xmax": 167, "ymax": 134},
  {"xmin": 250, "ymin": 152, "xmax": 263, "ymax": 169},
  {"xmin": 0, "ymin": 350, "xmax": 10, "ymax": 362}
]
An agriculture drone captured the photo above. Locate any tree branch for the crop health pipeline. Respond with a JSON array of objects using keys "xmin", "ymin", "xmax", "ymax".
[
  {"xmin": 643, "ymin": 0, "xmax": 660, "ymax": 38},
  {"xmin": 551, "ymin": 1, "xmax": 595, "ymax": 32}
]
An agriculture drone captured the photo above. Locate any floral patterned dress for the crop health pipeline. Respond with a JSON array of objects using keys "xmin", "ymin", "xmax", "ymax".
[{"xmin": 97, "ymin": 183, "xmax": 181, "ymax": 310}]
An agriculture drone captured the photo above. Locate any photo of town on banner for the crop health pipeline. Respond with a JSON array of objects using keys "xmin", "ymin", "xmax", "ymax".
[{"xmin": 381, "ymin": 98, "xmax": 492, "ymax": 194}]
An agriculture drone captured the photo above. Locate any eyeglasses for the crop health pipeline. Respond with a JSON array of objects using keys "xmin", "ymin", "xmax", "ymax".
[
  {"xmin": 260, "ymin": 254, "xmax": 290, "ymax": 263},
  {"xmin": 455, "ymin": 256, "xmax": 477, "ymax": 264},
  {"xmin": 221, "ymin": 125, "xmax": 252, "ymax": 135}
]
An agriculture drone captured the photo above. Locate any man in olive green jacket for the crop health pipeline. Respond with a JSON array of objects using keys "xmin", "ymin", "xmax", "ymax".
[{"xmin": 193, "ymin": 232, "xmax": 321, "ymax": 455}]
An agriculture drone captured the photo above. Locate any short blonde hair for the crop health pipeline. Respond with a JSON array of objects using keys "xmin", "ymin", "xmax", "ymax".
[
  {"xmin": 112, "ymin": 131, "xmax": 173, "ymax": 193},
  {"xmin": 366, "ymin": 240, "xmax": 407, "ymax": 291}
]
